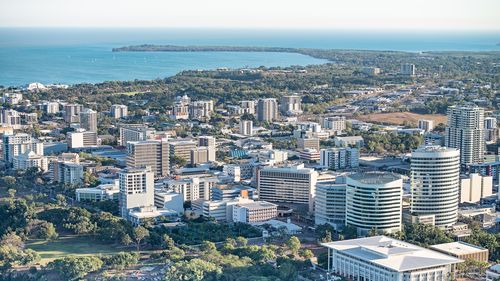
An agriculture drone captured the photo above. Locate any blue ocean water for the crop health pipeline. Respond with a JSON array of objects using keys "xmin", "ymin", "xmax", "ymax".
[{"xmin": 0, "ymin": 28, "xmax": 498, "ymax": 87}]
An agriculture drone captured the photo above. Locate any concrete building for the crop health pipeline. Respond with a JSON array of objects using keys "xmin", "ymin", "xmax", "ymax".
[
  {"xmin": 79, "ymin": 108, "xmax": 97, "ymax": 132},
  {"xmin": 63, "ymin": 103, "xmax": 83, "ymax": 123},
  {"xmin": 299, "ymin": 148, "xmax": 320, "ymax": 162},
  {"xmin": 334, "ymin": 136, "xmax": 364, "ymax": 147},
  {"xmin": 119, "ymin": 125, "xmax": 155, "ymax": 146},
  {"xmin": 119, "ymin": 167, "xmax": 155, "ymax": 219},
  {"xmin": 361, "ymin": 67, "xmax": 381, "ymax": 75},
  {"xmin": 314, "ymin": 179, "xmax": 347, "ymax": 230},
  {"xmin": 257, "ymin": 164, "xmax": 318, "ymax": 212},
  {"xmin": 400, "ymin": 63, "xmax": 416, "ymax": 76},
  {"xmin": 346, "ymin": 172, "xmax": 403, "ymax": 234},
  {"xmin": 2, "ymin": 133, "xmax": 44, "ymax": 164},
  {"xmin": 257, "ymin": 98, "xmax": 278, "ymax": 122},
  {"xmin": 189, "ymin": 100, "xmax": 214, "ymax": 121},
  {"xmin": 486, "ymin": 264, "xmax": 500, "ymax": 281},
  {"xmin": 445, "ymin": 104, "xmax": 485, "ymax": 165},
  {"xmin": 430, "ymin": 242, "xmax": 488, "ymax": 263},
  {"xmin": 13, "ymin": 151, "xmax": 48, "ymax": 172},
  {"xmin": 239, "ymin": 120, "xmax": 253, "ymax": 136},
  {"xmin": 171, "ymin": 95, "xmax": 190, "ymax": 120},
  {"xmin": 279, "ymin": 95, "xmax": 302, "ymax": 116},
  {"xmin": 323, "ymin": 116, "xmax": 346, "ymax": 134},
  {"xmin": 323, "ymin": 236, "xmax": 462, "ymax": 281},
  {"xmin": 67, "ymin": 129, "xmax": 98, "ymax": 148},
  {"xmin": 418, "ymin": 119, "xmax": 434, "ymax": 132},
  {"xmin": 297, "ymin": 137, "xmax": 320, "ymax": 151},
  {"xmin": 484, "ymin": 117, "xmax": 499, "ymax": 143},
  {"xmin": 169, "ymin": 140, "xmax": 197, "ymax": 164},
  {"xmin": 154, "ymin": 190, "xmax": 184, "ymax": 214},
  {"xmin": 240, "ymin": 100, "xmax": 256, "ymax": 115},
  {"xmin": 190, "ymin": 147, "xmax": 212, "ymax": 165},
  {"xmin": 198, "ymin": 136, "xmax": 216, "ymax": 161},
  {"xmin": 0, "ymin": 109, "xmax": 21, "ymax": 128},
  {"xmin": 212, "ymin": 185, "xmax": 254, "ymax": 201},
  {"xmin": 459, "ymin": 173, "xmax": 493, "ymax": 203},
  {"xmin": 38, "ymin": 101, "xmax": 60, "ymax": 114},
  {"xmin": 2, "ymin": 93, "xmax": 23, "ymax": 105},
  {"xmin": 51, "ymin": 161, "xmax": 84, "ymax": 186},
  {"xmin": 110, "ymin": 104, "xmax": 128, "ymax": 119},
  {"xmin": 126, "ymin": 139, "xmax": 169, "ymax": 178},
  {"xmin": 411, "ymin": 146, "xmax": 460, "ymax": 228},
  {"xmin": 76, "ymin": 181, "xmax": 120, "ymax": 202},
  {"xmin": 320, "ymin": 147, "xmax": 359, "ymax": 170},
  {"xmin": 232, "ymin": 201, "xmax": 278, "ymax": 223}
]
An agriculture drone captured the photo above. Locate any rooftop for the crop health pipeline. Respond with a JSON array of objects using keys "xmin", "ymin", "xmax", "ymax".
[
  {"xmin": 322, "ymin": 236, "xmax": 462, "ymax": 272},
  {"xmin": 348, "ymin": 172, "xmax": 401, "ymax": 185},
  {"xmin": 430, "ymin": 242, "xmax": 487, "ymax": 255}
]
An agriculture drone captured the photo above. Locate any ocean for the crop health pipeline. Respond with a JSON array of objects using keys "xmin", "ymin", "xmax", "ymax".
[{"xmin": 0, "ymin": 28, "xmax": 498, "ymax": 87}]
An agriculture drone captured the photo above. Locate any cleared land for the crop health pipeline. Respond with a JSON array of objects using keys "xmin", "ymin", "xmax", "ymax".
[
  {"xmin": 26, "ymin": 235, "xmax": 132, "ymax": 265},
  {"xmin": 356, "ymin": 112, "xmax": 447, "ymax": 126}
]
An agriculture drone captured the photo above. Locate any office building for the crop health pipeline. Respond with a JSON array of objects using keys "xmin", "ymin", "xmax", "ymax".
[
  {"xmin": 346, "ymin": 172, "xmax": 403, "ymax": 234},
  {"xmin": 297, "ymin": 137, "xmax": 320, "ymax": 151},
  {"xmin": 257, "ymin": 98, "xmax": 278, "ymax": 122},
  {"xmin": 323, "ymin": 116, "xmax": 346, "ymax": 134},
  {"xmin": 76, "ymin": 181, "xmax": 120, "ymax": 202},
  {"xmin": 484, "ymin": 117, "xmax": 498, "ymax": 143},
  {"xmin": 110, "ymin": 104, "xmax": 128, "ymax": 119},
  {"xmin": 322, "ymin": 236, "xmax": 462, "ymax": 281},
  {"xmin": 169, "ymin": 140, "xmax": 197, "ymax": 163},
  {"xmin": 333, "ymin": 136, "xmax": 364, "ymax": 147},
  {"xmin": 418, "ymin": 119, "xmax": 434, "ymax": 132},
  {"xmin": 233, "ymin": 201, "xmax": 278, "ymax": 223},
  {"xmin": 190, "ymin": 147, "xmax": 212, "ymax": 165},
  {"xmin": 400, "ymin": 63, "xmax": 416, "ymax": 76},
  {"xmin": 13, "ymin": 151, "xmax": 48, "ymax": 172},
  {"xmin": 411, "ymin": 146, "xmax": 460, "ymax": 228},
  {"xmin": 2, "ymin": 133, "xmax": 44, "ymax": 164},
  {"xmin": 63, "ymin": 103, "xmax": 83, "ymax": 123},
  {"xmin": 154, "ymin": 190, "xmax": 184, "ymax": 214},
  {"xmin": 445, "ymin": 104, "xmax": 485, "ymax": 165},
  {"xmin": 126, "ymin": 139, "xmax": 169, "ymax": 177},
  {"xmin": 38, "ymin": 101, "xmax": 60, "ymax": 114},
  {"xmin": 212, "ymin": 185, "xmax": 254, "ymax": 201},
  {"xmin": 430, "ymin": 242, "xmax": 488, "ymax": 263},
  {"xmin": 51, "ymin": 161, "xmax": 84, "ymax": 186},
  {"xmin": 314, "ymin": 179, "xmax": 347, "ymax": 230},
  {"xmin": 240, "ymin": 100, "xmax": 255, "ymax": 115},
  {"xmin": 119, "ymin": 167, "xmax": 155, "ymax": 219},
  {"xmin": 239, "ymin": 120, "xmax": 253, "ymax": 136},
  {"xmin": 459, "ymin": 173, "xmax": 493, "ymax": 203},
  {"xmin": 119, "ymin": 125, "xmax": 155, "ymax": 146},
  {"xmin": 320, "ymin": 147, "xmax": 359, "ymax": 170},
  {"xmin": 361, "ymin": 67, "xmax": 381, "ymax": 75},
  {"xmin": 299, "ymin": 148, "xmax": 320, "ymax": 162},
  {"xmin": 257, "ymin": 164, "xmax": 318, "ymax": 212},
  {"xmin": 279, "ymin": 95, "xmax": 302, "ymax": 116},
  {"xmin": 0, "ymin": 109, "xmax": 21, "ymax": 128},
  {"xmin": 67, "ymin": 129, "xmax": 98, "ymax": 148},
  {"xmin": 79, "ymin": 108, "xmax": 97, "ymax": 132},
  {"xmin": 198, "ymin": 135, "xmax": 216, "ymax": 161},
  {"xmin": 189, "ymin": 100, "xmax": 214, "ymax": 121}
]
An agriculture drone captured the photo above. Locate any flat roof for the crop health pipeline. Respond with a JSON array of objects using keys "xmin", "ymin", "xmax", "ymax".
[
  {"xmin": 430, "ymin": 242, "xmax": 487, "ymax": 255},
  {"xmin": 348, "ymin": 172, "xmax": 401, "ymax": 185},
  {"xmin": 322, "ymin": 236, "xmax": 462, "ymax": 272}
]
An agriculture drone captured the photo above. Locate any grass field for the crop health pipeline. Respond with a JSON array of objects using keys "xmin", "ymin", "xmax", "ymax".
[
  {"xmin": 27, "ymin": 235, "xmax": 132, "ymax": 265},
  {"xmin": 356, "ymin": 112, "xmax": 447, "ymax": 126},
  {"xmin": 111, "ymin": 91, "xmax": 142, "ymax": 96}
]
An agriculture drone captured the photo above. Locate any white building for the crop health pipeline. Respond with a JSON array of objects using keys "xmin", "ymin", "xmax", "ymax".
[
  {"xmin": 2, "ymin": 133, "xmax": 44, "ymax": 164},
  {"xmin": 76, "ymin": 181, "xmax": 120, "ymax": 201},
  {"xmin": 67, "ymin": 129, "xmax": 98, "ymax": 148},
  {"xmin": 119, "ymin": 167, "xmax": 155, "ymax": 219},
  {"xmin": 279, "ymin": 95, "xmax": 302, "ymax": 116},
  {"xmin": 257, "ymin": 98, "xmax": 278, "ymax": 122},
  {"xmin": 2, "ymin": 93, "xmax": 23, "ymax": 105},
  {"xmin": 241, "ymin": 100, "xmax": 256, "ymax": 115},
  {"xmin": 445, "ymin": 104, "xmax": 485, "ymax": 165},
  {"xmin": 320, "ymin": 147, "xmax": 359, "ymax": 170},
  {"xmin": 322, "ymin": 236, "xmax": 462, "ymax": 281},
  {"xmin": 334, "ymin": 136, "xmax": 364, "ymax": 147},
  {"xmin": 79, "ymin": 108, "xmax": 97, "ymax": 133},
  {"xmin": 411, "ymin": 146, "xmax": 460, "ymax": 228},
  {"xmin": 232, "ymin": 201, "xmax": 278, "ymax": 223},
  {"xmin": 13, "ymin": 151, "xmax": 48, "ymax": 172},
  {"xmin": 323, "ymin": 116, "xmax": 346, "ymax": 135},
  {"xmin": 400, "ymin": 63, "xmax": 416, "ymax": 76},
  {"xmin": 314, "ymin": 179, "xmax": 346, "ymax": 230},
  {"xmin": 51, "ymin": 161, "xmax": 84, "ymax": 186},
  {"xmin": 119, "ymin": 125, "xmax": 155, "ymax": 146},
  {"xmin": 110, "ymin": 104, "xmax": 128, "ymax": 119},
  {"xmin": 257, "ymin": 164, "xmax": 318, "ymax": 212},
  {"xmin": 418, "ymin": 119, "xmax": 434, "ymax": 132},
  {"xmin": 189, "ymin": 100, "xmax": 214, "ymax": 121},
  {"xmin": 459, "ymin": 173, "xmax": 493, "ymax": 203},
  {"xmin": 346, "ymin": 172, "xmax": 403, "ymax": 234},
  {"xmin": 239, "ymin": 120, "xmax": 253, "ymax": 136},
  {"xmin": 154, "ymin": 190, "xmax": 184, "ymax": 214}
]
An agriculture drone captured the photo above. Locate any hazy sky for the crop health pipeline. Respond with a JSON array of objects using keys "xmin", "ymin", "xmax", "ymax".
[{"xmin": 1, "ymin": 0, "xmax": 499, "ymax": 30}]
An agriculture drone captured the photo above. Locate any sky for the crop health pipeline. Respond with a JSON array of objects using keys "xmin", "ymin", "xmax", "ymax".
[{"xmin": 0, "ymin": 0, "xmax": 499, "ymax": 31}]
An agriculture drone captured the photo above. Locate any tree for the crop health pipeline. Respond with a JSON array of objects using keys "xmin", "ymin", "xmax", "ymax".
[
  {"xmin": 286, "ymin": 236, "xmax": 301, "ymax": 256},
  {"xmin": 103, "ymin": 252, "xmax": 140, "ymax": 269},
  {"xmin": 55, "ymin": 194, "xmax": 67, "ymax": 206},
  {"xmin": 300, "ymin": 249, "xmax": 314, "ymax": 260},
  {"xmin": 201, "ymin": 240, "xmax": 217, "ymax": 253},
  {"xmin": 48, "ymin": 256, "xmax": 103, "ymax": 281},
  {"xmin": 236, "ymin": 236, "xmax": 248, "ymax": 247},
  {"xmin": 162, "ymin": 234, "xmax": 175, "ymax": 250},
  {"xmin": 165, "ymin": 258, "xmax": 222, "ymax": 281},
  {"xmin": 171, "ymin": 155, "xmax": 187, "ymax": 167},
  {"xmin": 133, "ymin": 226, "xmax": 149, "ymax": 251}
]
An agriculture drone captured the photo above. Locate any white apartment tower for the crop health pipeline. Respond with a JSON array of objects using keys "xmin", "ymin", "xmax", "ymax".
[
  {"xmin": 79, "ymin": 108, "xmax": 98, "ymax": 133},
  {"xmin": 239, "ymin": 120, "xmax": 253, "ymax": 136},
  {"xmin": 110, "ymin": 104, "xmax": 128, "ymax": 119},
  {"xmin": 314, "ymin": 180, "xmax": 347, "ymax": 230},
  {"xmin": 411, "ymin": 146, "xmax": 460, "ymax": 228},
  {"xmin": 126, "ymin": 139, "xmax": 169, "ymax": 177},
  {"xmin": 445, "ymin": 104, "xmax": 485, "ymax": 165},
  {"xmin": 257, "ymin": 98, "xmax": 278, "ymax": 122},
  {"xmin": 2, "ymin": 133, "xmax": 44, "ymax": 164},
  {"xmin": 119, "ymin": 167, "xmax": 155, "ymax": 219},
  {"xmin": 279, "ymin": 95, "xmax": 302, "ymax": 116},
  {"xmin": 320, "ymin": 147, "xmax": 359, "ymax": 170}
]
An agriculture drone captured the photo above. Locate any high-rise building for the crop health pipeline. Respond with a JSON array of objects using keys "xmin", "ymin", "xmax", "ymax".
[
  {"xmin": 323, "ymin": 116, "xmax": 346, "ymax": 134},
  {"xmin": 110, "ymin": 104, "xmax": 128, "ymax": 119},
  {"xmin": 198, "ymin": 136, "xmax": 215, "ymax": 161},
  {"xmin": 314, "ymin": 179, "xmax": 347, "ymax": 230},
  {"xmin": 459, "ymin": 173, "xmax": 493, "ymax": 203},
  {"xmin": 171, "ymin": 95, "xmax": 190, "ymax": 120},
  {"xmin": 0, "ymin": 109, "xmax": 21, "ymax": 128},
  {"xmin": 79, "ymin": 108, "xmax": 97, "ymax": 132},
  {"xmin": 119, "ymin": 167, "xmax": 155, "ymax": 219},
  {"xmin": 239, "ymin": 120, "xmax": 253, "ymax": 136},
  {"xmin": 63, "ymin": 103, "xmax": 83, "ymax": 123},
  {"xmin": 240, "ymin": 100, "xmax": 255, "ymax": 115},
  {"xmin": 13, "ymin": 151, "xmax": 48, "ymax": 172},
  {"xmin": 346, "ymin": 172, "xmax": 403, "ymax": 234},
  {"xmin": 126, "ymin": 139, "xmax": 169, "ymax": 177},
  {"xmin": 279, "ymin": 95, "xmax": 302, "ymax": 116},
  {"xmin": 445, "ymin": 104, "xmax": 485, "ymax": 165},
  {"xmin": 38, "ymin": 101, "xmax": 60, "ymax": 114},
  {"xmin": 257, "ymin": 164, "xmax": 318, "ymax": 212},
  {"xmin": 2, "ymin": 133, "xmax": 44, "ymax": 164},
  {"xmin": 320, "ymin": 147, "xmax": 359, "ymax": 170},
  {"xmin": 51, "ymin": 160, "xmax": 84, "ymax": 186},
  {"xmin": 67, "ymin": 129, "xmax": 98, "ymax": 148},
  {"xmin": 484, "ymin": 117, "xmax": 499, "ymax": 143},
  {"xmin": 257, "ymin": 98, "xmax": 278, "ymax": 122},
  {"xmin": 418, "ymin": 119, "xmax": 434, "ymax": 132},
  {"xmin": 189, "ymin": 100, "xmax": 214, "ymax": 121},
  {"xmin": 119, "ymin": 125, "xmax": 155, "ymax": 146},
  {"xmin": 297, "ymin": 137, "xmax": 320, "ymax": 151},
  {"xmin": 169, "ymin": 140, "xmax": 197, "ymax": 164},
  {"xmin": 411, "ymin": 146, "xmax": 460, "ymax": 228},
  {"xmin": 400, "ymin": 63, "xmax": 416, "ymax": 76},
  {"xmin": 190, "ymin": 147, "xmax": 212, "ymax": 165}
]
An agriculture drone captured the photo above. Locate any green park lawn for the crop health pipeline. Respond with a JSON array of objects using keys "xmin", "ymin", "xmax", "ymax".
[{"xmin": 26, "ymin": 235, "xmax": 132, "ymax": 265}]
